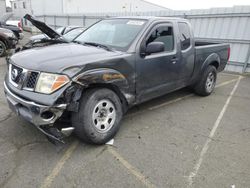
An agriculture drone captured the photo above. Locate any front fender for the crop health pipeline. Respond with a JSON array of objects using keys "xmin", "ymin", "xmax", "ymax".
[{"xmin": 73, "ymin": 68, "xmax": 133, "ymax": 104}]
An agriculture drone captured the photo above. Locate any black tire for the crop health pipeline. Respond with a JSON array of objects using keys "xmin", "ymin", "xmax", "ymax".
[
  {"xmin": 194, "ymin": 65, "xmax": 217, "ymax": 96},
  {"xmin": 71, "ymin": 88, "xmax": 123, "ymax": 144},
  {"xmin": 0, "ymin": 40, "xmax": 7, "ymax": 57}
]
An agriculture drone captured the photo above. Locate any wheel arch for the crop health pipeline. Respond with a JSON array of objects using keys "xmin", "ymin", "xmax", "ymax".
[
  {"xmin": 73, "ymin": 68, "xmax": 134, "ymax": 112},
  {"xmin": 201, "ymin": 53, "xmax": 220, "ymax": 72},
  {"xmin": 86, "ymin": 83, "xmax": 129, "ymax": 113}
]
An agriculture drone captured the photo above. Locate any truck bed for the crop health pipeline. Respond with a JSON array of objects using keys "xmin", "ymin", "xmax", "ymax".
[
  {"xmin": 194, "ymin": 39, "xmax": 230, "ymax": 72},
  {"xmin": 195, "ymin": 40, "xmax": 221, "ymax": 47}
]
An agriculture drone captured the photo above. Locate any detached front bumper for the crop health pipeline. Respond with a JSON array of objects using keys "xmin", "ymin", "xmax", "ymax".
[
  {"xmin": 4, "ymin": 81, "xmax": 67, "ymax": 126},
  {"xmin": 4, "ymin": 82, "xmax": 70, "ymax": 142}
]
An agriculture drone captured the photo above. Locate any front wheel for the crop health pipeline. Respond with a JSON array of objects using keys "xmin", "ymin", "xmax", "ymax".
[
  {"xmin": 194, "ymin": 65, "xmax": 217, "ymax": 96},
  {"xmin": 71, "ymin": 88, "xmax": 123, "ymax": 144}
]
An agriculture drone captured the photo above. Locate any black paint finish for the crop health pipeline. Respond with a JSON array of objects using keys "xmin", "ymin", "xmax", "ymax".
[{"xmin": 5, "ymin": 16, "xmax": 230, "ymax": 109}]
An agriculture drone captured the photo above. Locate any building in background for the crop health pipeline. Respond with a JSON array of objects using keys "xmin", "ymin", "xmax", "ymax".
[
  {"xmin": 8, "ymin": 1, "xmax": 250, "ymax": 73},
  {"xmin": 10, "ymin": 0, "xmax": 63, "ymax": 18},
  {"xmin": 62, "ymin": 0, "xmax": 169, "ymax": 14},
  {"xmin": 10, "ymin": 0, "xmax": 32, "ymax": 18},
  {"xmin": 10, "ymin": 0, "xmax": 169, "ymax": 18},
  {"xmin": 6, "ymin": 6, "xmax": 12, "ymax": 12},
  {"xmin": 0, "ymin": 0, "xmax": 6, "ymax": 17}
]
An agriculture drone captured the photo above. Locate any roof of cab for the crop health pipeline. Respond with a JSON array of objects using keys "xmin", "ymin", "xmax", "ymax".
[{"xmin": 112, "ymin": 16, "xmax": 188, "ymax": 22}]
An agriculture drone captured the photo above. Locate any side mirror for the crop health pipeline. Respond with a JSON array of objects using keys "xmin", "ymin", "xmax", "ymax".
[{"xmin": 145, "ymin": 42, "xmax": 165, "ymax": 55}]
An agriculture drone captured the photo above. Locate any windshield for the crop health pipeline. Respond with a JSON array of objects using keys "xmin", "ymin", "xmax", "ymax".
[
  {"xmin": 63, "ymin": 28, "xmax": 85, "ymax": 41},
  {"xmin": 74, "ymin": 19, "xmax": 146, "ymax": 51}
]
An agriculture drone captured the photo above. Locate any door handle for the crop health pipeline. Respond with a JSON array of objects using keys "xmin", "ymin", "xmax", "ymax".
[{"xmin": 171, "ymin": 57, "xmax": 178, "ymax": 64}]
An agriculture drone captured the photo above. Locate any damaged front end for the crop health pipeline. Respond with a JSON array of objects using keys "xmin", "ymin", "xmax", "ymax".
[
  {"xmin": 4, "ymin": 81, "xmax": 70, "ymax": 142},
  {"xmin": 4, "ymin": 62, "xmax": 84, "ymax": 144}
]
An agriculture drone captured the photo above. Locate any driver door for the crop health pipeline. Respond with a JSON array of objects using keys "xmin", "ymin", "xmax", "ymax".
[{"xmin": 136, "ymin": 23, "xmax": 180, "ymax": 103}]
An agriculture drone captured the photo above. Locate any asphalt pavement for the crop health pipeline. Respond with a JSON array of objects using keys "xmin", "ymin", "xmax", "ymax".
[{"xmin": 0, "ymin": 32, "xmax": 249, "ymax": 188}]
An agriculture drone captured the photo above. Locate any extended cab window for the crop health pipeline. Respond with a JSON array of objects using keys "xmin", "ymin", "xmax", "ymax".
[
  {"xmin": 178, "ymin": 22, "xmax": 191, "ymax": 50},
  {"xmin": 146, "ymin": 26, "xmax": 174, "ymax": 52}
]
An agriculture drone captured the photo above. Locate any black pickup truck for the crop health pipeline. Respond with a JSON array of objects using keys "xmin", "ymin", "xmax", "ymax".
[{"xmin": 4, "ymin": 15, "xmax": 230, "ymax": 144}]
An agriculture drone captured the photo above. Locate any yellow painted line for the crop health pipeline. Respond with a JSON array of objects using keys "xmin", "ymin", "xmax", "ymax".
[
  {"xmin": 108, "ymin": 147, "xmax": 156, "ymax": 188},
  {"xmin": 221, "ymin": 72, "xmax": 240, "ymax": 77},
  {"xmin": 39, "ymin": 77, "xmax": 240, "ymax": 188},
  {"xmin": 149, "ymin": 94, "xmax": 193, "ymax": 110},
  {"xmin": 146, "ymin": 78, "xmax": 238, "ymax": 111},
  {"xmin": 40, "ymin": 141, "xmax": 79, "ymax": 188},
  {"xmin": 215, "ymin": 78, "xmax": 238, "ymax": 88},
  {"xmin": 125, "ymin": 78, "xmax": 238, "ymax": 118}
]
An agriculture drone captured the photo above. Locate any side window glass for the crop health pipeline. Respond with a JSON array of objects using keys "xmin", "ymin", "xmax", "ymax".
[
  {"xmin": 178, "ymin": 22, "xmax": 191, "ymax": 50},
  {"xmin": 146, "ymin": 26, "xmax": 174, "ymax": 52}
]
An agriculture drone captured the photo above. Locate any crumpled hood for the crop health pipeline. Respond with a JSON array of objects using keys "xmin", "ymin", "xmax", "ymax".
[{"xmin": 10, "ymin": 43, "xmax": 122, "ymax": 74}]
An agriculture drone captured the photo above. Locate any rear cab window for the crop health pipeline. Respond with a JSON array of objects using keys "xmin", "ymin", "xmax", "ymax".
[{"xmin": 178, "ymin": 22, "xmax": 191, "ymax": 51}]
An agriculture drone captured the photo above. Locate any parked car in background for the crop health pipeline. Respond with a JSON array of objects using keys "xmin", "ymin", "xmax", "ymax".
[
  {"xmin": 21, "ymin": 26, "xmax": 85, "ymax": 50},
  {"xmin": 6, "ymin": 20, "xmax": 23, "ymax": 31},
  {"xmin": 29, "ymin": 26, "xmax": 85, "ymax": 43},
  {"xmin": 0, "ymin": 28, "xmax": 17, "ymax": 57},
  {"xmin": 0, "ymin": 13, "xmax": 24, "ymax": 40},
  {"xmin": 4, "ymin": 14, "xmax": 230, "ymax": 145},
  {"xmin": 61, "ymin": 27, "xmax": 85, "ymax": 41}
]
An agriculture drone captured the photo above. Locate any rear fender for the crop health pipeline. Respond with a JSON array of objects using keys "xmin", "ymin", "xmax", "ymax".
[{"xmin": 201, "ymin": 53, "xmax": 220, "ymax": 73}]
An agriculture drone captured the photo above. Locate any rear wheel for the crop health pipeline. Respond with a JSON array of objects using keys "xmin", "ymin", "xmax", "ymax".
[
  {"xmin": 194, "ymin": 65, "xmax": 217, "ymax": 96},
  {"xmin": 71, "ymin": 88, "xmax": 123, "ymax": 144},
  {"xmin": 0, "ymin": 40, "xmax": 7, "ymax": 57}
]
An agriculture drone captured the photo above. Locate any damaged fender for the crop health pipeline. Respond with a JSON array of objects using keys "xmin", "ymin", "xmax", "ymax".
[{"xmin": 72, "ymin": 68, "xmax": 134, "ymax": 109}]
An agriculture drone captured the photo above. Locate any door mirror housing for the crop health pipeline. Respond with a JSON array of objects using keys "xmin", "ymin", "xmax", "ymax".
[{"xmin": 145, "ymin": 42, "xmax": 165, "ymax": 55}]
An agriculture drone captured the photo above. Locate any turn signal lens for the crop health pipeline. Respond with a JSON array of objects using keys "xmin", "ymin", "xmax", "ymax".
[{"xmin": 52, "ymin": 76, "xmax": 70, "ymax": 92}]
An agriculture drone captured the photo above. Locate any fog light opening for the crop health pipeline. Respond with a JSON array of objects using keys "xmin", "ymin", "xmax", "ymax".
[{"xmin": 41, "ymin": 111, "xmax": 55, "ymax": 121}]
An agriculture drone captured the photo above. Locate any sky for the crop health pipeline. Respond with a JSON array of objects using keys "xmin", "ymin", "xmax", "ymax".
[
  {"xmin": 5, "ymin": 0, "xmax": 250, "ymax": 9},
  {"xmin": 147, "ymin": 0, "xmax": 250, "ymax": 10}
]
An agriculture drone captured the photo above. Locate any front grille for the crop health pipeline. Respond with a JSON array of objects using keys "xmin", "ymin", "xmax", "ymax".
[
  {"xmin": 9, "ymin": 64, "xmax": 40, "ymax": 90},
  {"xmin": 11, "ymin": 64, "xmax": 24, "ymax": 84},
  {"xmin": 26, "ymin": 72, "xmax": 39, "ymax": 89}
]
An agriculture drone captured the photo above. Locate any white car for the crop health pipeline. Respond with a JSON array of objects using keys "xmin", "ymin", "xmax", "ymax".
[{"xmin": 29, "ymin": 26, "xmax": 85, "ymax": 42}]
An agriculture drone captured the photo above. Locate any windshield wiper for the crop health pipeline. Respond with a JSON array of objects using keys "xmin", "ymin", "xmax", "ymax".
[
  {"xmin": 83, "ymin": 42, "xmax": 112, "ymax": 51},
  {"xmin": 73, "ymin": 40, "xmax": 84, "ymax": 45},
  {"xmin": 41, "ymin": 37, "xmax": 69, "ymax": 43}
]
